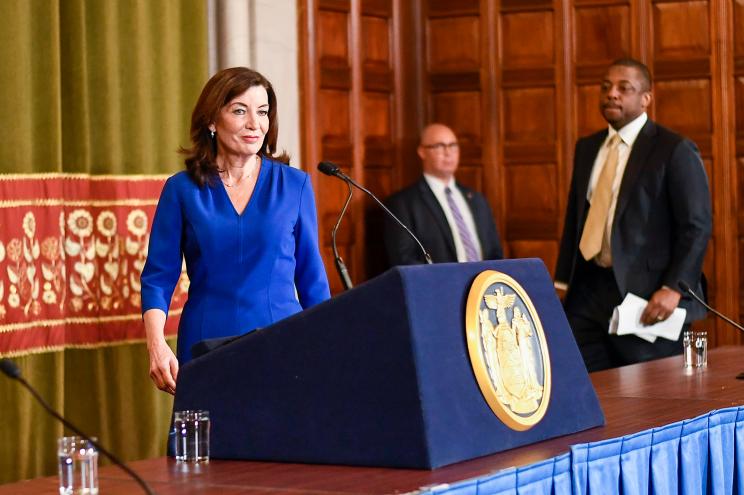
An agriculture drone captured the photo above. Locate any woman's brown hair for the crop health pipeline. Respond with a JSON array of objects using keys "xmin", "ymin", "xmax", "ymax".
[{"xmin": 181, "ymin": 67, "xmax": 289, "ymax": 186}]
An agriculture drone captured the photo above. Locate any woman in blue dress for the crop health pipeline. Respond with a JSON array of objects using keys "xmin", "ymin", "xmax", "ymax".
[{"xmin": 141, "ymin": 67, "xmax": 331, "ymax": 394}]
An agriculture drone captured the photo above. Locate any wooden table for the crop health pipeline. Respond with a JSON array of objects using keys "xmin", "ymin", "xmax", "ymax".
[{"xmin": 3, "ymin": 346, "xmax": 743, "ymax": 494}]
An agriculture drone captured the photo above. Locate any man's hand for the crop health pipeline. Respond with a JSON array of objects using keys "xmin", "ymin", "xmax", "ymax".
[
  {"xmin": 554, "ymin": 282, "xmax": 568, "ymax": 302},
  {"xmin": 640, "ymin": 286, "xmax": 681, "ymax": 326}
]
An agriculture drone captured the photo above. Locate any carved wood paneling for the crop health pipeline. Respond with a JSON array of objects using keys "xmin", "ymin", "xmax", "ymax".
[
  {"xmin": 501, "ymin": 11, "xmax": 554, "ymax": 67},
  {"xmin": 654, "ymin": 80, "xmax": 712, "ymax": 135},
  {"xmin": 362, "ymin": 16, "xmax": 389, "ymax": 66},
  {"xmin": 735, "ymin": 0, "xmax": 744, "ymax": 327},
  {"xmin": 504, "ymin": 164, "xmax": 559, "ymax": 239},
  {"xmin": 300, "ymin": 0, "xmax": 741, "ymax": 345},
  {"xmin": 502, "ymin": 88, "xmax": 556, "ymax": 145},
  {"xmin": 653, "ymin": 2, "xmax": 710, "ymax": 59},
  {"xmin": 430, "ymin": 92, "xmax": 483, "ymax": 146},
  {"xmin": 427, "ymin": 17, "xmax": 480, "ymax": 71},
  {"xmin": 575, "ymin": 85, "xmax": 606, "ymax": 137},
  {"xmin": 509, "ymin": 240, "xmax": 559, "ymax": 275},
  {"xmin": 361, "ymin": 5, "xmax": 396, "ymax": 278},
  {"xmin": 574, "ymin": 5, "xmax": 630, "ymax": 62},
  {"xmin": 498, "ymin": 4, "xmax": 559, "ymax": 254},
  {"xmin": 318, "ymin": 11, "xmax": 350, "ymax": 62}
]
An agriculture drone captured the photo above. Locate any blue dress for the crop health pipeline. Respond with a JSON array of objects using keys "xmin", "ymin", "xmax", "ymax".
[{"xmin": 141, "ymin": 159, "xmax": 331, "ymax": 364}]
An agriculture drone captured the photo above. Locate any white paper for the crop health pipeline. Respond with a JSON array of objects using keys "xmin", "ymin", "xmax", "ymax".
[{"xmin": 609, "ymin": 293, "xmax": 686, "ymax": 343}]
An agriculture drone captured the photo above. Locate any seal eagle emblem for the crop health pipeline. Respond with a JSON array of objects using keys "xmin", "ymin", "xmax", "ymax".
[{"xmin": 465, "ymin": 270, "xmax": 551, "ymax": 430}]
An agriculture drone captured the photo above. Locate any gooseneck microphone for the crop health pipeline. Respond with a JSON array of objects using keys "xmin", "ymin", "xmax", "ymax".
[
  {"xmin": 332, "ymin": 177, "xmax": 354, "ymax": 290},
  {"xmin": 678, "ymin": 281, "xmax": 744, "ymax": 332},
  {"xmin": 317, "ymin": 162, "xmax": 433, "ymax": 277},
  {"xmin": 0, "ymin": 358, "xmax": 156, "ymax": 495}
]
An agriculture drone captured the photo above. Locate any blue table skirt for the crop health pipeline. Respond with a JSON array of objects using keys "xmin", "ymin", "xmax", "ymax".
[{"xmin": 421, "ymin": 406, "xmax": 744, "ymax": 495}]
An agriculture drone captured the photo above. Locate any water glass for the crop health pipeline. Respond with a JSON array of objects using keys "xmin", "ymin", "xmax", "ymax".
[
  {"xmin": 682, "ymin": 330, "xmax": 694, "ymax": 368},
  {"xmin": 58, "ymin": 436, "xmax": 98, "ymax": 495},
  {"xmin": 694, "ymin": 331, "xmax": 708, "ymax": 367},
  {"xmin": 174, "ymin": 410, "xmax": 210, "ymax": 462}
]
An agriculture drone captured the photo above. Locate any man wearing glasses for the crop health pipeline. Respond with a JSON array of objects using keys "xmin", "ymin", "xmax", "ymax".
[
  {"xmin": 384, "ymin": 123, "xmax": 503, "ymax": 266},
  {"xmin": 555, "ymin": 58, "xmax": 711, "ymax": 371}
]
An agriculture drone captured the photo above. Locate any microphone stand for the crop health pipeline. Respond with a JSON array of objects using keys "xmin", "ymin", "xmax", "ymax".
[
  {"xmin": 332, "ymin": 180, "xmax": 354, "ymax": 290},
  {"xmin": 0, "ymin": 358, "xmax": 156, "ymax": 494},
  {"xmin": 678, "ymin": 281, "xmax": 744, "ymax": 332},
  {"xmin": 318, "ymin": 162, "xmax": 433, "ymax": 269},
  {"xmin": 678, "ymin": 281, "xmax": 744, "ymax": 379}
]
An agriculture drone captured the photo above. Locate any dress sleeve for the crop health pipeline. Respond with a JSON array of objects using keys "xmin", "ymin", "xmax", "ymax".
[
  {"xmin": 294, "ymin": 175, "xmax": 331, "ymax": 307},
  {"xmin": 140, "ymin": 177, "xmax": 184, "ymax": 315}
]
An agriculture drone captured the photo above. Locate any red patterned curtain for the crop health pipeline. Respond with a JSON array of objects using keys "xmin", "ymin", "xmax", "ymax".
[{"xmin": 0, "ymin": 175, "xmax": 188, "ymax": 356}]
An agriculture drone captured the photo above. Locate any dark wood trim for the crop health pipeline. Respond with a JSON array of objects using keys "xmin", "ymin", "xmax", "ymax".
[{"xmin": 710, "ymin": 0, "xmax": 739, "ymax": 344}]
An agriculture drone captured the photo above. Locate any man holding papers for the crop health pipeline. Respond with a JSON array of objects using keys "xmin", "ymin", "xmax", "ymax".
[{"xmin": 554, "ymin": 58, "xmax": 712, "ymax": 371}]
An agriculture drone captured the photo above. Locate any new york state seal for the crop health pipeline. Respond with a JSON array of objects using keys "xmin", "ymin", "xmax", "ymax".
[{"xmin": 465, "ymin": 270, "xmax": 551, "ymax": 430}]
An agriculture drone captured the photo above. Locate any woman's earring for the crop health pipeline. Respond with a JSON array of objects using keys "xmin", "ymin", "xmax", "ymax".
[{"xmin": 210, "ymin": 130, "xmax": 215, "ymax": 139}]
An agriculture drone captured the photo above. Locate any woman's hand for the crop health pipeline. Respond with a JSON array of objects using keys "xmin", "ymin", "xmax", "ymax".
[
  {"xmin": 144, "ymin": 309, "xmax": 179, "ymax": 394},
  {"xmin": 148, "ymin": 339, "xmax": 179, "ymax": 394}
]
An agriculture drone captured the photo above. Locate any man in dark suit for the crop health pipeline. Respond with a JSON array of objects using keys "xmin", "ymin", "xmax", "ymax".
[
  {"xmin": 384, "ymin": 123, "xmax": 503, "ymax": 266},
  {"xmin": 555, "ymin": 58, "xmax": 712, "ymax": 372}
]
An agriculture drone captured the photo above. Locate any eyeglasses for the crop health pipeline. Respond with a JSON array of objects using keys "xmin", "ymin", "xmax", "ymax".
[
  {"xmin": 422, "ymin": 142, "xmax": 459, "ymax": 152},
  {"xmin": 600, "ymin": 81, "xmax": 640, "ymax": 95}
]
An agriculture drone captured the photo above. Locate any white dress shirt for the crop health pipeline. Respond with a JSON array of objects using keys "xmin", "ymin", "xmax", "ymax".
[
  {"xmin": 587, "ymin": 112, "xmax": 648, "ymax": 245},
  {"xmin": 555, "ymin": 112, "xmax": 649, "ymax": 290},
  {"xmin": 423, "ymin": 173, "xmax": 483, "ymax": 262}
]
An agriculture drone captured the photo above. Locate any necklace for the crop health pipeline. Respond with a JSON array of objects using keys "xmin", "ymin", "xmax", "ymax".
[{"xmin": 220, "ymin": 158, "xmax": 260, "ymax": 188}]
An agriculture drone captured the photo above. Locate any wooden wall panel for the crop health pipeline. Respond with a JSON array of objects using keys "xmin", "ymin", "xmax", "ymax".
[
  {"xmin": 735, "ymin": 0, "xmax": 744, "ymax": 330},
  {"xmin": 427, "ymin": 17, "xmax": 480, "ymax": 70},
  {"xmin": 501, "ymin": 11, "xmax": 554, "ymax": 66},
  {"xmin": 574, "ymin": 5, "xmax": 630, "ymax": 63},
  {"xmin": 301, "ymin": 0, "xmax": 741, "ymax": 345},
  {"xmin": 318, "ymin": 11, "xmax": 349, "ymax": 60},
  {"xmin": 654, "ymin": 80, "xmax": 712, "ymax": 135},
  {"xmin": 498, "ymin": 3, "xmax": 560, "ymax": 262},
  {"xmin": 575, "ymin": 85, "xmax": 605, "ymax": 136},
  {"xmin": 362, "ymin": 16, "xmax": 389, "ymax": 65},
  {"xmin": 430, "ymin": 92, "xmax": 482, "ymax": 146},
  {"xmin": 361, "ymin": 3, "xmax": 396, "ymax": 278},
  {"xmin": 510, "ymin": 240, "xmax": 559, "ymax": 276},
  {"xmin": 504, "ymin": 165, "xmax": 558, "ymax": 239},
  {"xmin": 653, "ymin": 2, "xmax": 710, "ymax": 58},
  {"xmin": 502, "ymin": 88, "xmax": 555, "ymax": 145}
]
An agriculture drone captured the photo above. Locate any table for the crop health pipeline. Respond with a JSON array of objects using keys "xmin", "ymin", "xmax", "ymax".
[{"xmin": 3, "ymin": 346, "xmax": 743, "ymax": 494}]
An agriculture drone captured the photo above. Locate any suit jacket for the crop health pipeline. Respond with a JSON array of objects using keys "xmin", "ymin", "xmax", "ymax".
[
  {"xmin": 555, "ymin": 119, "xmax": 712, "ymax": 322},
  {"xmin": 384, "ymin": 177, "xmax": 503, "ymax": 266}
]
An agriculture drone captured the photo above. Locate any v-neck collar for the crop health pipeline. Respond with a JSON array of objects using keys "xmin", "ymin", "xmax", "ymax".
[{"xmin": 218, "ymin": 158, "xmax": 268, "ymax": 217}]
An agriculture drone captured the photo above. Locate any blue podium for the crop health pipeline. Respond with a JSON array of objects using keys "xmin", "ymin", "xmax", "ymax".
[{"xmin": 173, "ymin": 259, "xmax": 604, "ymax": 469}]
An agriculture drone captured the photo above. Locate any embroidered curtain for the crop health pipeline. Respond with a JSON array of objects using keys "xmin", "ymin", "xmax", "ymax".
[{"xmin": 0, "ymin": 0, "xmax": 207, "ymax": 482}]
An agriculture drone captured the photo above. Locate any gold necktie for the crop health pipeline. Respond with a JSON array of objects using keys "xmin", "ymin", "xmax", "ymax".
[{"xmin": 579, "ymin": 135, "xmax": 621, "ymax": 262}]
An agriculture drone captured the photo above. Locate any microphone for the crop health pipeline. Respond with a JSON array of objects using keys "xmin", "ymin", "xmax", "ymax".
[
  {"xmin": 0, "ymin": 358, "xmax": 157, "ymax": 494},
  {"xmin": 677, "ymin": 280, "xmax": 744, "ymax": 332},
  {"xmin": 317, "ymin": 162, "xmax": 354, "ymax": 289},
  {"xmin": 317, "ymin": 161, "xmax": 433, "ymax": 267}
]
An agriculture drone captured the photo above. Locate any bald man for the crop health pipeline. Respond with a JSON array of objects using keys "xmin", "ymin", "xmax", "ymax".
[{"xmin": 384, "ymin": 124, "xmax": 503, "ymax": 266}]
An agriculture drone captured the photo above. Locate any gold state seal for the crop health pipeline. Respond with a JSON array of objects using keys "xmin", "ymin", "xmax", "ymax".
[{"xmin": 465, "ymin": 270, "xmax": 551, "ymax": 430}]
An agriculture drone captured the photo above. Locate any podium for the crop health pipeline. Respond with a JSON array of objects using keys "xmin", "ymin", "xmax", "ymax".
[{"xmin": 174, "ymin": 259, "xmax": 604, "ymax": 469}]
